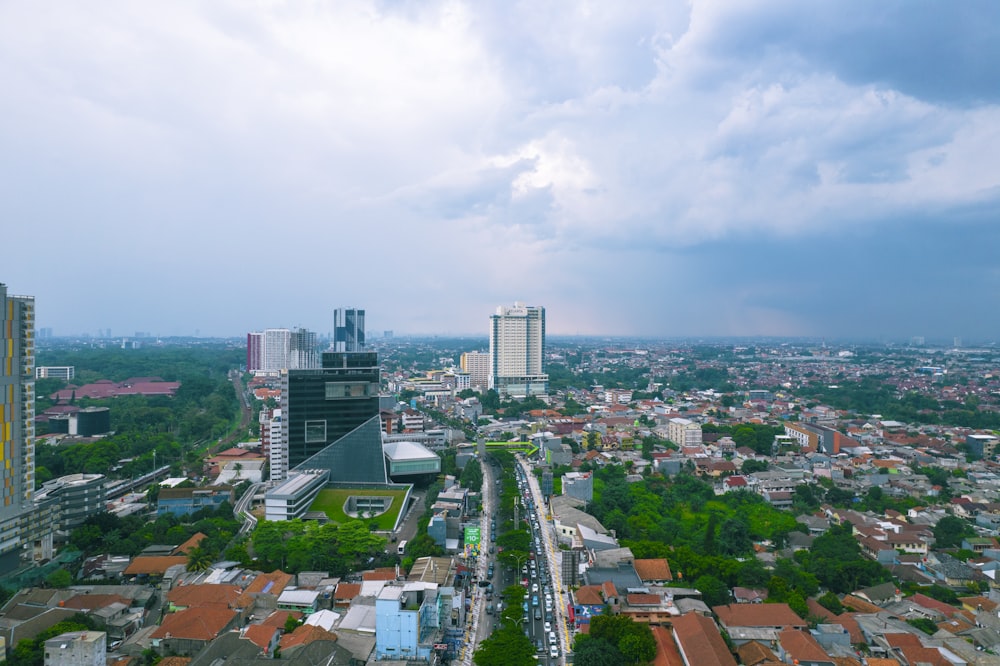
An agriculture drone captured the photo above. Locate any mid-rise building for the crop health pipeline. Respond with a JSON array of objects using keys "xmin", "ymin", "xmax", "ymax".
[
  {"xmin": 488, "ymin": 302, "xmax": 548, "ymax": 398},
  {"xmin": 333, "ymin": 307, "xmax": 365, "ymax": 352},
  {"xmin": 375, "ymin": 582, "xmax": 445, "ymax": 661},
  {"xmin": 35, "ymin": 366, "xmax": 75, "ymax": 380},
  {"xmin": 667, "ymin": 417, "xmax": 702, "ymax": 448},
  {"xmin": 246, "ymin": 332, "xmax": 263, "ymax": 372},
  {"xmin": 459, "ymin": 352, "xmax": 490, "ymax": 390},
  {"xmin": 0, "ymin": 283, "xmax": 35, "ymax": 566}
]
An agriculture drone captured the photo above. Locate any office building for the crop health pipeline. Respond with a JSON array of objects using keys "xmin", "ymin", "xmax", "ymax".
[
  {"xmin": 278, "ymin": 351, "xmax": 383, "ymax": 481},
  {"xmin": 333, "ymin": 308, "xmax": 365, "ymax": 352},
  {"xmin": 246, "ymin": 332, "xmax": 263, "ymax": 372},
  {"xmin": 459, "ymin": 351, "xmax": 490, "ymax": 390},
  {"xmin": 488, "ymin": 302, "xmax": 548, "ymax": 398},
  {"xmin": 0, "ymin": 283, "xmax": 35, "ymax": 566},
  {"xmin": 668, "ymin": 418, "xmax": 703, "ymax": 448}
]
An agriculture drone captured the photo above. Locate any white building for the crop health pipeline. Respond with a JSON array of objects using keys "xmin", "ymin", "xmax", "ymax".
[
  {"xmin": 44, "ymin": 631, "xmax": 106, "ymax": 666},
  {"xmin": 488, "ymin": 302, "xmax": 548, "ymax": 398},
  {"xmin": 667, "ymin": 418, "xmax": 702, "ymax": 447},
  {"xmin": 36, "ymin": 366, "xmax": 75, "ymax": 380},
  {"xmin": 460, "ymin": 351, "xmax": 490, "ymax": 390},
  {"xmin": 254, "ymin": 328, "xmax": 319, "ymax": 375},
  {"xmin": 266, "ymin": 409, "xmax": 287, "ymax": 481}
]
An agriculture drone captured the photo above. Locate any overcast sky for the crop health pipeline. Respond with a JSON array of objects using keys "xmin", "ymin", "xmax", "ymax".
[{"xmin": 2, "ymin": 1, "xmax": 998, "ymax": 341}]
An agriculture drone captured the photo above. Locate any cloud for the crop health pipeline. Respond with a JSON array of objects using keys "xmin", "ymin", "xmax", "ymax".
[{"xmin": 1, "ymin": 1, "xmax": 998, "ymax": 338}]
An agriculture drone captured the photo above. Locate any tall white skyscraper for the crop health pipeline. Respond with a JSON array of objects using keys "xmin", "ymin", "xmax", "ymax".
[
  {"xmin": 488, "ymin": 302, "xmax": 548, "ymax": 398},
  {"xmin": 0, "ymin": 283, "xmax": 35, "ymax": 562}
]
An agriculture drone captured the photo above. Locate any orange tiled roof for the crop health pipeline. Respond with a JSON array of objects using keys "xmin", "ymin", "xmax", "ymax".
[
  {"xmin": 634, "ymin": 558, "xmax": 673, "ymax": 582},
  {"xmin": 167, "ymin": 584, "xmax": 242, "ymax": 609},
  {"xmin": 63, "ymin": 593, "xmax": 131, "ymax": 611},
  {"xmin": 150, "ymin": 607, "xmax": 236, "ymax": 641},
  {"xmin": 123, "ymin": 556, "xmax": 188, "ymax": 576},
  {"xmin": 243, "ymin": 623, "xmax": 279, "ymax": 649},
  {"xmin": 713, "ymin": 603, "xmax": 805, "ymax": 629},
  {"xmin": 362, "ymin": 567, "xmax": 397, "ymax": 581},
  {"xmin": 334, "ymin": 583, "xmax": 361, "ymax": 601},
  {"xmin": 173, "ymin": 532, "xmax": 208, "ymax": 556},
  {"xmin": 237, "ymin": 570, "xmax": 294, "ymax": 607},
  {"xmin": 278, "ymin": 624, "xmax": 338, "ymax": 651}
]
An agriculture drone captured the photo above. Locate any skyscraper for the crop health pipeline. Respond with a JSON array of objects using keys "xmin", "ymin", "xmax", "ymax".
[
  {"xmin": 333, "ymin": 308, "xmax": 365, "ymax": 352},
  {"xmin": 489, "ymin": 302, "xmax": 548, "ymax": 398},
  {"xmin": 0, "ymin": 283, "xmax": 35, "ymax": 563},
  {"xmin": 276, "ymin": 351, "xmax": 382, "ymax": 481}
]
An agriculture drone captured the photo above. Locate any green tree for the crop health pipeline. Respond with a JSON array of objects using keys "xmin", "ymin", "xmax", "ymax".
[
  {"xmin": 817, "ymin": 591, "xmax": 845, "ymax": 615},
  {"xmin": 933, "ymin": 515, "xmax": 972, "ymax": 549},
  {"xmin": 473, "ymin": 623, "xmax": 536, "ymax": 666},
  {"xmin": 573, "ymin": 636, "xmax": 623, "ymax": 666},
  {"xmin": 186, "ymin": 546, "xmax": 213, "ymax": 572},
  {"xmin": 45, "ymin": 568, "xmax": 72, "ymax": 589},
  {"xmin": 460, "ymin": 458, "xmax": 484, "ymax": 493}
]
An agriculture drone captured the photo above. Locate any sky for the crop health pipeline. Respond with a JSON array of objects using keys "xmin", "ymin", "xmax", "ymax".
[{"xmin": 2, "ymin": 1, "xmax": 999, "ymax": 341}]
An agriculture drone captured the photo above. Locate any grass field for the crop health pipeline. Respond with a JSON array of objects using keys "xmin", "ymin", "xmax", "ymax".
[{"xmin": 309, "ymin": 487, "xmax": 408, "ymax": 530}]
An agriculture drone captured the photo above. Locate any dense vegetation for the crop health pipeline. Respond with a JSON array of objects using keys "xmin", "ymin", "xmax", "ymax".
[
  {"xmin": 247, "ymin": 519, "xmax": 388, "ymax": 576},
  {"xmin": 34, "ymin": 344, "xmax": 243, "ymax": 483}
]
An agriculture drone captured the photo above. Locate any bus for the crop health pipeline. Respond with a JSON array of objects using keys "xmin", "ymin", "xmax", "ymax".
[{"xmin": 397, "ymin": 540, "xmax": 407, "ymax": 555}]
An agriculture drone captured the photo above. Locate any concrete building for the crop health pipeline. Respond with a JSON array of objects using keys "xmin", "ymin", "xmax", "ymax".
[
  {"xmin": 0, "ymin": 283, "xmax": 35, "ymax": 568},
  {"xmin": 562, "ymin": 471, "xmax": 594, "ymax": 503},
  {"xmin": 33, "ymin": 473, "xmax": 106, "ymax": 544},
  {"xmin": 250, "ymin": 328, "xmax": 320, "ymax": 375},
  {"xmin": 488, "ymin": 302, "xmax": 548, "ymax": 398},
  {"xmin": 264, "ymin": 469, "xmax": 329, "ymax": 522},
  {"xmin": 382, "ymin": 441, "xmax": 442, "ymax": 480},
  {"xmin": 459, "ymin": 351, "xmax": 490, "ymax": 390},
  {"xmin": 157, "ymin": 486, "xmax": 234, "ymax": 517},
  {"xmin": 968, "ymin": 433, "xmax": 999, "ymax": 459},
  {"xmin": 374, "ymin": 582, "xmax": 445, "ymax": 661},
  {"xmin": 668, "ymin": 418, "xmax": 702, "ymax": 447},
  {"xmin": 35, "ymin": 367, "xmax": 74, "ymax": 381},
  {"xmin": 43, "ymin": 630, "xmax": 106, "ymax": 666}
]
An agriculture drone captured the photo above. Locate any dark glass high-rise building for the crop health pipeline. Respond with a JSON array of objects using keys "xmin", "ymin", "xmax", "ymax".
[
  {"xmin": 333, "ymin": 307, "xmax": 365, "ymax": 352},
  {"xmin": 279, "ymin": 351, "xmax": 382, "ymax": 480}
]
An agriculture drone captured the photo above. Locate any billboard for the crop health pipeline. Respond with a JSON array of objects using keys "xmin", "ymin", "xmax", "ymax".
[{"xmin": 464, "ymin": 525, "xmax": 481, "ymax": 558}]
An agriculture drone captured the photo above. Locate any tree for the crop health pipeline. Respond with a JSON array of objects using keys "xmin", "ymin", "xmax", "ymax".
[
  {"xmin": 473, "ymin": 623, "xmax": 536, "ymax": 666},
  {"xmin": 284, "ymin": 613, "xmax": 302, "ymax": 633},
  {"xmin": 460, "ymin": 458, "xmax": 483, "ymax": 493},
  {"xmin": 741, "ymin": 459, "xmax": 769, "ymax": 474},
  {"xmin": 933, "ymin": 515, "xmax": 972, "ymax": 549},
  {"xmin": 587, "ymin": 614, "xmax": 657, "ymax": 663},
  {"xmin": 45, "ymin": 568, "xmax": 72, "ymax": 589},
  {"xmin": 573, "ymin": 636, "xmax": 623, "ymax": 666},
  {"xmin": 186, "ymin": 546, "xmax": 213, "ymax": 572}
]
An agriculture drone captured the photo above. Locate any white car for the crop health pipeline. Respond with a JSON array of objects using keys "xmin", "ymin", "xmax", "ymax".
[
  {"xmin": 532, "ymin": 583, "xmax": 539, "ymax": 593},
  {"xmin": 544, "ymin": 621, "xmax": 552, "ymax": 633},
  {"xmin": 550, "ymin": 645, "xmax": 559, "ymax": 658},
  {"xmin": 548, "ymin": 631, "xmax": 557, "ymax": 645}
]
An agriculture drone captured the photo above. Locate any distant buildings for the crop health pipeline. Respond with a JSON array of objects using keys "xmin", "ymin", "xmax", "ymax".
[
  {"xmin": 35, "ymin": 366, "xmax": 74, "ymax": 380},
  {"xmin": 488, "ymin": 302, "xmax": 548, "ymax": 398},
  {"xmin": 0, "ymin": 283, "xmax": 35, "ymax": 566},
  {"xmin": 247, "ymin": 328, "xmax": 319, "ymax": 374}
]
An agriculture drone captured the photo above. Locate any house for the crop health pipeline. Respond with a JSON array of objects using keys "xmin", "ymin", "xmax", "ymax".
[
  {"xmin": 670, "ymin": 611, "xmax": 737, "ymax": 666},
  {"xmin": 713, "ymin": 603, "xmax": 807, "ymax": 632},
  {"xmin": 149, "ymin": 607, "xmax": 239, "ymax": 656},
  {"xmin": 634, "ymin": 559, "xmax": 673, "ymax": 584}
]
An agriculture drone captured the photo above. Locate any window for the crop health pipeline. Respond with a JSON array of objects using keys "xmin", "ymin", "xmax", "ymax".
[
  {"xmin": 325, "ymin": 382, "xmax": 372, "ymax": 399},
  {"xmin": 304, "ymin": 420, "xmax": 326, "ymax": 443}
]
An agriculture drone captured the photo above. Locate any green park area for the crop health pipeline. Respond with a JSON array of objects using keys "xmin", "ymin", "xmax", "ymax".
[{"xmin": 309, "ymin": 487, "xmax": 408, "ymax": 530}]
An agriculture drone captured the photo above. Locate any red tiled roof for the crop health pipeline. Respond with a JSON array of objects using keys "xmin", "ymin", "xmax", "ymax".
[
  {"xmin": 123, "ymin": 556, "xmax": 187, "ymax": 576},
  {"xmin": 261, "ymin": 610, "xmax": 302, "ymax": 628},
  {"xmin": 634, "ymin": 558, "xmax": 673, "ymax": 582},
  {"xmin": 362, "ymin": 567, "xmax": 397, "ymax": 581},
  {"xmin": 167, "ymin": 584, "xmax": 242, "ymax": 609},
  {"xmin": 243, "ymin": 624, "xmax": 279, "ymax": 650},
  {"xmin": 671, "ymin": 612, "xmax": 737, "ymax": 666},
  {"xmin": 574, "ymin": 586, "xmax": 604, "ymax": 606},
  {"xmin": 651, "ymin": 625, "xmax": 685, "ymax": 666},
  {"xmin": 238, "ymin": 571, "xmax": 294, "ymax": 607},
  {"xmin": 172, "ymin": 532, "xmax": 208, "ymax": 556},
  {"xmin": 150, "ymin": 607, "xmax": 236, "ymax": 641},
  {"xmin": 713, "ymin": 603, "xmax": 805, "ymax": 629},
  {"xmin": 627, "ymin": 593, "xmax": 661, "ymax": 606},
  {"xmin": 278, "ymin": 624, "xmax": 338, "ymax": 651},
  {"xmin": 334, "ymin": 583, "xmax": 361, "ymax": 601},
  {"xmin": 778, "ymin": 628, "xmax": 831, "ymax": 663}
]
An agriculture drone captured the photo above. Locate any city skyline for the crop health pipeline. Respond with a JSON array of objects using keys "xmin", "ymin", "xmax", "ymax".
[{"xmin": 2, "ymin": 3, "xmax": 999, "ymax": 340}]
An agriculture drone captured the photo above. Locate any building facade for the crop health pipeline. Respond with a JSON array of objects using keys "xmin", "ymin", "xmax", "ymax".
[
  {"xmin": 488, "ymin": 302, "xmax": 548, "ymax": 398},
  {"xmin": 333, "ymin": 308, "xmax": 365, "ymax": 352},
  {"xmin": 459, "ymin": 352, "xmax": 490, "ymax": 390},
  {"xmin": 0, "ymin": 283, "xmax": 35, "ymax": 565},
  {"xmin": 250, "ymin": 328, "xmax": 320, "ymax": 375},
  {"xmin": 278, "ymin": 351, "xmax": 381, "ymax": 479},
  {"xmin": 35, "ymin": 366, "xmax": 75, "ymax": 380}
]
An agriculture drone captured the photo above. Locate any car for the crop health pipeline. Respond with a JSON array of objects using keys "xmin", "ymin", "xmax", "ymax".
[
  {"xmin": 532, "ymin": 583, "xmax": 539, "ymax": 593},
  {"xmin": 544, "ymin": 621, "xmax": 552, "ymax": 632},
  {"xmin": 534, "ymin": 608, "xmax": 541, "ymax": 620},
  {"xmin": 532, "ymin": 595, "xmax": 539, "ymax": 607},
  {"xmin": 548, "ymin": 631, "xmax": 557, "ymax": 645},
  {"xmin": 535, "ymin": 639, "xmax": 544, "ymax": 653},
  {"xmin": 550, "ymin": 645, "xmax": 559, "ymax": 658}
]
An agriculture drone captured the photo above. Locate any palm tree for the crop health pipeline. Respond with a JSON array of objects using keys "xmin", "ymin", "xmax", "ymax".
[{"xmin": 186, "ymin": 546, "xmax": 213, "ymax": 572}]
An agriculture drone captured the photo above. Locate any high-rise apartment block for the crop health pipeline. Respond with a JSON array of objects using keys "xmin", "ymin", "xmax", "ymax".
[
  {"xmin": 247, "ymin": 328, "xmax": 319, "ymax": 374},
  {"xmin": 460, "ymin": 351, "xmax": 490, "ymax": 390},
  {"xmin": 0, "ymin": 283, "xmax": 35, "ymax": 563},
  {"xmin": 333, "ymin": 308, "xmax": 365, "ymax": 352},
  {"xmin": 488, "ymin": 302, "xmax": 548, "ymax": 398}
]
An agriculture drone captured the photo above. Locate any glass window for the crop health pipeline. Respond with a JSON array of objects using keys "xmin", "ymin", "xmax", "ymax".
[{"xmin": 304, "ymin": 420, "xmax": 326, "ymax": 443}]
